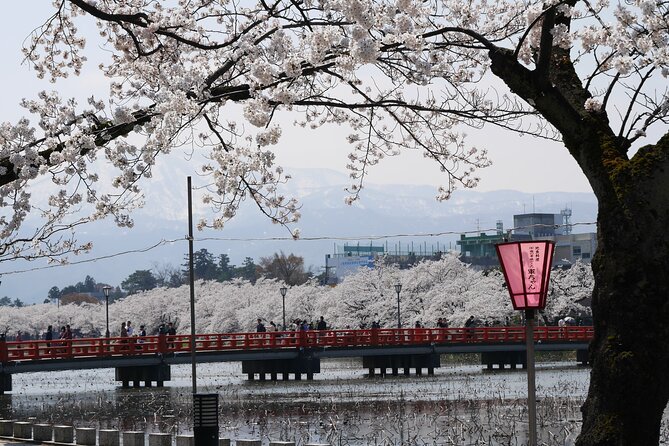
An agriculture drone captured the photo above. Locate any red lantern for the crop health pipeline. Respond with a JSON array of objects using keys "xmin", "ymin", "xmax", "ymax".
[{"xmin": 495, "ymin": 240, "xmax": 555, "ymax": 310}]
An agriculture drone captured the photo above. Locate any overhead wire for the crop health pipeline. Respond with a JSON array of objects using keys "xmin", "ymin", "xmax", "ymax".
[{"xmin": 0, "ymin": 221, "xmax": 597, "ymax": 276}]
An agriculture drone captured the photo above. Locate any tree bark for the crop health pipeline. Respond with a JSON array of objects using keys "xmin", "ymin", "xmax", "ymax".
[
  {"xmin": 576, "ymin": 134, "xmax": 669, "ymax": 445},
  {"xmin": 489, "ymin": 33, "xmax": 669, "ymax": 444}
]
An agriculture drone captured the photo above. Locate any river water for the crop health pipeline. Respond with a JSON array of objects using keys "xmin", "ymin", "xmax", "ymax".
[{"xmin": 0, "ymin": 357, "xmax": 666, "ymax": 445}]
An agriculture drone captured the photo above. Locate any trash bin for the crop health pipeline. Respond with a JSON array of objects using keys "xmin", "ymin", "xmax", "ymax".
[{"xmin": 194, "ymin": 393, "xmax": 218, "ymax": 446}]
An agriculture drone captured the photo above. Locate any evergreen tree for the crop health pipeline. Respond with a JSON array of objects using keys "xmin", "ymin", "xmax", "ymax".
[
  {"xmin": 235, "ymin": 257, "xmax": 258, "ymax": 284},
  {"xmin": 48, "ymin": 286, "xmax": 61, "ymax": 304},
  {"xmin": 121, "ymin": 270, "xmax": 158, "ymax": 295},
  {"xmin": 185, "ymin": 248, "xmax": 219, "ymax": 281},
  {"xmin": 217, "ymin": 254, "xmax": 234, "ymax": 282}
]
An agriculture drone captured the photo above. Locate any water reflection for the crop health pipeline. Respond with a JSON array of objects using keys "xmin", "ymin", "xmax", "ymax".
[{"xmin": 0, "ymin": 359, "xmax": 619, "ymax": 444}]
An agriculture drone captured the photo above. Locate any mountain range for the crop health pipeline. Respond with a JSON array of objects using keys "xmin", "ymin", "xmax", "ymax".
[{"xmin": 2, "ymin": 167, "xmax": 598, "ymax": 303}]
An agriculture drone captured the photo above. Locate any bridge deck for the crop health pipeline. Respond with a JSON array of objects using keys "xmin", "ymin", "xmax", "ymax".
[{"xmin": 0, "ymin": 326, "xmax": 592, "ymax": 374}]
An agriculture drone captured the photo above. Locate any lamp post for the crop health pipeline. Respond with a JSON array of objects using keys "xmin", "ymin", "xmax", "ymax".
[
  {"xmin": 496, "ymin": 240, "xmax": 555, "ymax": 446},
  {"xmin": 102, "ymin": 286, "xmax": 112, "ymax": 338},
  {"xmin": 280, "ymin": 286, "xmax": 288, "ymax": 330},
  {"xmin": 394, "ymin": 283, "xmax": 402, "ymax": 328}
]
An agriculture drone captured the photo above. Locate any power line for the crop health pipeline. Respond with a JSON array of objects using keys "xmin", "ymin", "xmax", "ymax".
[
  {"xmin": 1, "ymin": 238, "xmax": 182, "ymax": 276},
  {"xmin": 0, "ymin": 221, "xmax": 597, "ymax": 276},
  {"xmin": 197, "ymin": 221, "xmax": 597, "ymax": 242}
]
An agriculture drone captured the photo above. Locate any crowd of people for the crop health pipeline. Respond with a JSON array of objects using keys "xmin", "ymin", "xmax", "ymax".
[
  {"xmin": 32, "ymin": 320, "xmax": 175, "ymax": 344},
  {"xmin": 18, "ymin": 314, "xmax": 587, "ymax": 343},
  {"xmin": 255, "ymin": 316, "xmax": 328, "ymax": 332},
  {"xmin": 252, "ymin": 316, "xmax": 455, "ymax": 332}
]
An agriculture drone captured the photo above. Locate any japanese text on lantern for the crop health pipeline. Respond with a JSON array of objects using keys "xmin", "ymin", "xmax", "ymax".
[{"xmin": 526, "ymin": 245, "xmax": 539, "ymax": 291}]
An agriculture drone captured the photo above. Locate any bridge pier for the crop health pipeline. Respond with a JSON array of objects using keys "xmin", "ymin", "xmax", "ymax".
[
  {"xmin": 242, "ymin": 351, "xmax": 320, "ymax": 381},
  {"xmin": 481, "ymin": 351, "xmax": 526, "ymax": 369},
  {"xmin": 576, "ymin": 349, "xmax": 590, "ymax": 365},
  {"xmin": 0, "ymin": 373, "xmax": 11, "ymax": 394},
  {"xmin": 115, "ymin": 363, "xmax": 170, "ymax": 388},
  {"xmin": 363, "ymin": 353, "xmax": 440, "ymax": 377}
]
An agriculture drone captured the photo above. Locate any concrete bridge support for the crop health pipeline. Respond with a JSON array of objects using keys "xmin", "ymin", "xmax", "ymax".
[
  {"xmin": 363, "ymin": 353, "xmax": 440, "ymax": 377},
  {"xmin": 481, "ymin": 351, "xmax": 526, "ymax": 369},
  {"xmin": 576, "ymin": 349, "xmax": 590, "ymax": 365},
  {"xmin": 0, "ymin": 373, "xmax": 11, "ymax": 394},
  {"xmin": 115, "ymin": 363, "xmax": 171, "ymax": 388},
  {"xmin": 242, "ymin": 352, "xmax": 320, "ymax": 381}
]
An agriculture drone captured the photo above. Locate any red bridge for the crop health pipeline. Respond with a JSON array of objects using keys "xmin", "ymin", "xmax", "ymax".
[{"xmin": 0, "ymin": 326, "xmax": 593, "ymax": 392}]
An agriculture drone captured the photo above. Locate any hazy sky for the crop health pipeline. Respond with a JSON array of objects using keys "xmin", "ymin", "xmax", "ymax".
[
  {"xmin": 0, "ymin": 3, "xmax": 597, "ymax": 304},
  {"xmin": 0, "ymin": 3, "xmax": 593, "ymax": 193}
]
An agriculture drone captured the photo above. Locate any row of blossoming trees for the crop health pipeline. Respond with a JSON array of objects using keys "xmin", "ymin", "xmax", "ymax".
[{"xmin": 0, "ymin": 254, "xmax": 592, "ymax": 338}]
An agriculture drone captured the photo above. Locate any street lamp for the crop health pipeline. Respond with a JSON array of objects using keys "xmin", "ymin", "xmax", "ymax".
[
  {"xmin": 280, "ymin": 286, "xmax": 288, "ymax": 330},
  {"xmin": 496, "ymin": 240, "xmax": 555, "ymax": 446},
  {"xmin": 394, "ymin": 283, "xmax": 402, "ymax": 328},
  {"xmin": 102, "ymin": 286, "xmax": 112, "ymax": 338}
]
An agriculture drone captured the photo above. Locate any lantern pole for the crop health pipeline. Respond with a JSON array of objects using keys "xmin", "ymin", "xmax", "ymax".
[
  {"xmin": 525, "ymin": 309, "xmax": 537, "ymax": 446},
  {"xmin": 496, "ymin": 240, "xmax": 554, "ymax": 446}
]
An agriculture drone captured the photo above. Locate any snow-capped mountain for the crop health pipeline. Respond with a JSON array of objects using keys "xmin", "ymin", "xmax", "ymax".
[{"xmin": 2, "ymin": 167, "xmax": 597, "ymax": 303}]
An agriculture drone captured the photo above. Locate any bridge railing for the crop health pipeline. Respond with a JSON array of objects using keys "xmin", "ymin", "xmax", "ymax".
[
  {"xmin": 0, "ymin": 335, "xmax": 165, "ymax": 361},
  {"xmin": 0, "ymin": 326, "xmax": 593, "ymax": 362}
]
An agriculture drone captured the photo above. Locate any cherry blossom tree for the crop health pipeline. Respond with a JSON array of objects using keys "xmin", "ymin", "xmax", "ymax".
[
  {"xmin": 2, "ymin": 0, "xmax": 668, "ymax": 442},
  {"xmin": 545, "ymin": 261, "xmax": 593, "ymax": 322},
  {"xmin": 1, "ymin": 255, "xmax": 593, "ymax": 337}
]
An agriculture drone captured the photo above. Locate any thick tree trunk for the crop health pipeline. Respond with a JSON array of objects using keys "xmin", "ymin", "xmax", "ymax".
[
  {"xmin": 576, "ymin": 135, "xmax": 669, "ymax": 445},
  {"xmin": 578, "ymin": 205, "xmax": 669, "ymax": 444},
  {"xmin": 487, "ymin": 9, "xmax": 669, "ymax": 441}
]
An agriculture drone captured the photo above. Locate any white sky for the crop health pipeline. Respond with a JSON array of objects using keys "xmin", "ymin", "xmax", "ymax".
[
  {"xmin": 0, "ymin": 2, "xmax": 593, "ymax": 193},
  {"xmin": 0, "ymin": 3, "xmax": 596, "ymax": 304}
]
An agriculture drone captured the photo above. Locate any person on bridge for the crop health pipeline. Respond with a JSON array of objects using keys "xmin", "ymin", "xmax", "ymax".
[
  {"xmin": 44, "ymin": 325, "xmax": 53, "ymax": 345},
  {"xmin": 371, "ymin": 313, "xmax": 380, "ymax": 329},
  {"xmin": 126, "ymin": 321, "xmax": 134, "ymax": 337},
  {"xmin": 166, "ymin": 322, "xmax": 176, "ymax": 349},
  {"xmin": 317, "ymin": 316, "xmax": 327, "ymax": 330},
  {"xmin": 256, "ymin": 319, "xmax": 266, "ymax": 332},
  {"xmin": 120, "ymin": 322, "xmax": 128, "ymax": 338},
  {"xmin": 268, "ymin": 321, "xmax": 278, "ymax": 332},
  {"xmin": 464, "ymin": 316, "xmax": 476, "ymax": 340},
  {"xmin": 44, "ymin": 325, "xmax": 53, "ymax": 354}
]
